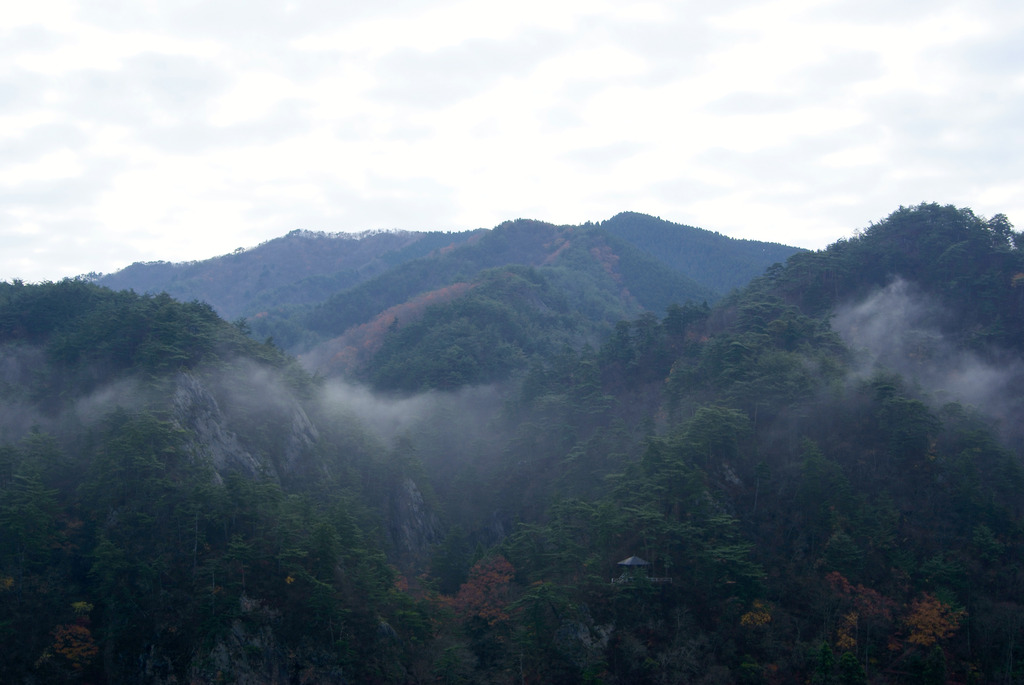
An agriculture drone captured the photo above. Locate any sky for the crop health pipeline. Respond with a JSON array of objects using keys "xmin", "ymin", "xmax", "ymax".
[{"xmin": 2, "ymin": 0, "xmax": 1023, "ymax": 283}]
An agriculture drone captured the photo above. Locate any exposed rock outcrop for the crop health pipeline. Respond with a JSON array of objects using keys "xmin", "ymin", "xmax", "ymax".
[
  {"xmin": 172, "ymin": 372, "xmax": 263, "ymax": 480},
  {"xmin": 278, "ymin": 397, "xmax": 320, "ymax": 475},
  {"xmin": 387, "ymin": 476, "xmax": 442, "ymax": 570}
]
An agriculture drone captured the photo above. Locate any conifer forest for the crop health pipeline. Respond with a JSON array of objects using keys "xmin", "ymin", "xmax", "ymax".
[{"xmin": 2, "ymin": 204, "xmax": 1024, "ymax": 683}]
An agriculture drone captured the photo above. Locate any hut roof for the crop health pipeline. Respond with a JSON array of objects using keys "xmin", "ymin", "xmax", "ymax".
[{"xmin": 617, "ymin": 555, "xmax": 651, "ymax": 567}]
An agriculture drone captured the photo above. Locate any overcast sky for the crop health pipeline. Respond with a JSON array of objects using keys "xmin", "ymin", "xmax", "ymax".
[{"xmin": 3, "ymin": 0, "xmax": 1022, "ymax": 283}]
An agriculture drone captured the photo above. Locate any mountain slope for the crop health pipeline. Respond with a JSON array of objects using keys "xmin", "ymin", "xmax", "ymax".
[
  {"xmin": 292, "ymin": 221, "xmax": 731, "ymax": 387},
  {"xmin": 750, "ymin": 203, "xmax": 1024, "ymax": 351},
  {"xmin": 0, "ymin": 280, "xmax": 442, "ymax": 682},
  {"xmin": 488, "ymin": 204, "xmax": 1024, "ymax": 682},
  {"xmin": 303, "ymin": 220, "xmax": 716, "ymax": 337},
  {"xmin": 600, "ymin": 210, "xmax": 800, "ymax": 294},
  {"xmin": 95, "ymin": 228, "xmax": 481, "ymax": 320},
  {"xmin": 94, "ymin": 214, "xmax": 801, "ymax": 363},
  {"xmin": 383, "ymin": 203, "xmax": 1024, "ymax": 683}
]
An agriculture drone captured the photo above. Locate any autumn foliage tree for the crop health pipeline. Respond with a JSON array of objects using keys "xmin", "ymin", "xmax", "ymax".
[
  {"xmin": 50, "ymin": 623, "xmax": 98, "ymax": 671},
  {"xmin": 902, "ymin": 593, "xmax": 965, "ymax": 649},
  {"xmin": 451, "ymin": 555, "xmax": 515, "ymax": 628}
]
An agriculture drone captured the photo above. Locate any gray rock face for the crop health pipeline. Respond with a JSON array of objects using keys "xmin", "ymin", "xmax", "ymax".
[
  {"xmin": 388, "ymin": 476, "xmax": 442, "ymax": 568},
  {"xmin": 171, "ymin": 370, "xmax": 323, "ymax": 482},
  {"xmin": 172, "ymin": 372, "xmax": 263, "ymax": 479},
  {"xmin": 278, "ymin": 396, "xmax": 320, "ymax": 475},
  {"xmin": 172, "ymin": 370, "xmax": 439, "ymax": 570}
]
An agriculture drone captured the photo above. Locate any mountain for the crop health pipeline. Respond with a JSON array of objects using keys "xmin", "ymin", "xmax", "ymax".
[
  {"xmin": 294, "ymin": 219, "xmax": 730, "ymax": 384},
  {"xmin": 95, "ymin": 214, "xmax": 801, "ymax": 363},
  {"xmin": 95, "ymin": 228, "xmax": 483, "ymax": 320},
  {"xmin": 0, "ymin": 280, "xmax": 442, "ymax": 682},
  {"xmin": 599, "ymin": 211, "xmax": 799, "ymax": 294},
  {"xmin": 4, "ymin": 203, "xmax": 1024, "ymax": 683}
]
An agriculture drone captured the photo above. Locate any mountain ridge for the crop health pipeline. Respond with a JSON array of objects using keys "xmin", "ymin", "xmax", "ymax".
[{"xmin": 94, "ymin": 213, "xmax": 800, "ymax": 360}]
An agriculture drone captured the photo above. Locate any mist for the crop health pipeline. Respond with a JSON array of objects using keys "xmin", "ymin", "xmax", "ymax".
[
  {"xmin": 0, "ymin": 341, "xmax": 151, "ymax": 443},
  {"xmin": 0, "ymin": 330, "xmax": 511, "ymax": 489},
  {"xmin": 317, "ymin": 380, "xmax": 504, "ymax": 446},
  {"xmin": 833, "ymin": 277, "xmax": 1024, "ymax": 442}
]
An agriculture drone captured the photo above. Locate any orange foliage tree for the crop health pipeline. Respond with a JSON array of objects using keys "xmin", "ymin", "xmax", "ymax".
[
  {"xmin": 42, "ymin": 601, "xmax": 99, "ymax": 673},
  {"xmin": 903, "ymin": 593, "xmax": 966, "ymax": 648},
  {"xmin": 451, "ymin": 555, "xmax": 516, "ymax": 627},
  {"xmin": 51, "ymin": 623, "xmax": 99, "ymax": 670}
]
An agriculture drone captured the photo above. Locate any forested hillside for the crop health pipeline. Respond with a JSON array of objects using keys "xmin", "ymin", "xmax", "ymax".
[
  {"xmin": 95, "ymin": 228, "xmax": 483, "ymax": 321},
  {"xmin": 95, "ymin": 213, "xmax": 798, "ymax": 359},
  {"xmin": 0, "ymin": 280, "xmax": 450, "ymax": 682},
  {"xmin": 599, "ymin": 212, "xmax": 799, "ymax": 294},
  {"xmin": 3, "ymin": 203, "xmax": 1024, "ymax": 683}
]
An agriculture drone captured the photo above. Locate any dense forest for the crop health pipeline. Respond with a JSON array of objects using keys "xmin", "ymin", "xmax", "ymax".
[{"xmin": 3, "ymin": 203, "xmax": 1024, "ymax": 683}]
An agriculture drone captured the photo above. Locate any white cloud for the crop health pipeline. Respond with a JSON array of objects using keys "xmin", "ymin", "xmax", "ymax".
[{"xmin": 2, "ymin": 0, "xmax": 1023, "ymax": 282}]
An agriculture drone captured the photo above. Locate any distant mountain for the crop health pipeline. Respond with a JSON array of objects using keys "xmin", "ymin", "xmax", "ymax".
[
  {"xmin": 96, "ymin": 214, "xmax": 801, "ymax": 372},
  {"xmin": 95, "ymin": 228, "xmax": 483, "ymax": 320},
  {"xmin": 599, "ymin": 211, "xmax": 798, "ymax": 294},
  {"xmin": 301, "ymin": 219, "xmax": 718, "ymax": 339}
]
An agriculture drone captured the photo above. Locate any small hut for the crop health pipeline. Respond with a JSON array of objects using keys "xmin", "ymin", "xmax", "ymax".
[{"xmin": 612, "ymin": 555, "xmax": 672, "ymax": 584}]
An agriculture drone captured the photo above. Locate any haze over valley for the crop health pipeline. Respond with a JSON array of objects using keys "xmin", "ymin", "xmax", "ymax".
[{"xmin": 2, "ymin": 204, "xmax": 1024, "ymax": 682}]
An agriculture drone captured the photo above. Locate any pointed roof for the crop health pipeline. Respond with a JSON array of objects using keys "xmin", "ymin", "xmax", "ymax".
[{"xmin": 617, "ymin": 555, "xmax": 651, "ymax": 567}]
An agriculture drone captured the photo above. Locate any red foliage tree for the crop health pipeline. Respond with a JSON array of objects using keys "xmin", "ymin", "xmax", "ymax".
[{"xmin": 451, "ymin": 555, "xmax": 515, "ymax": 626}]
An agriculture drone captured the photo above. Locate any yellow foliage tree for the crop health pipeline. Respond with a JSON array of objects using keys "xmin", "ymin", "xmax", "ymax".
[
  {"xmin": 904, "ymin": 593, "xmax": 965, "ymax": 648},
  {"xmin": 740, "ymin": 599, "xmax": 773, "ymax": 628},
  {"xmin": 836, "ymin": 610, "xmax": 858, "ymax": 651}
]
